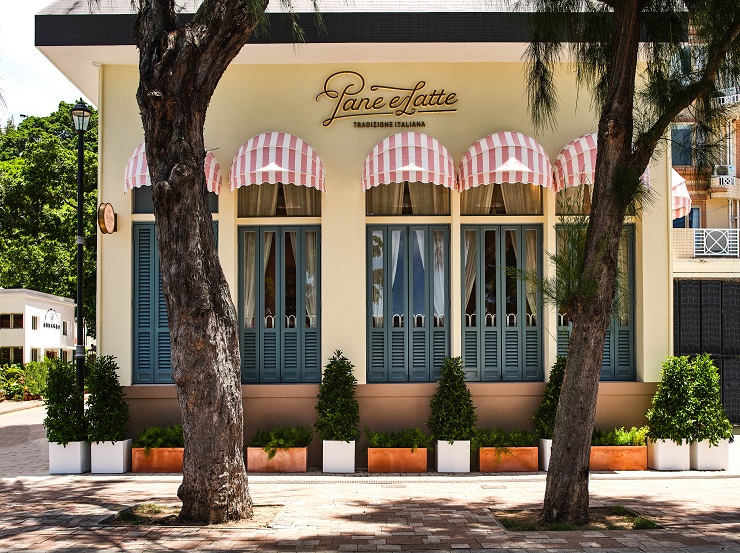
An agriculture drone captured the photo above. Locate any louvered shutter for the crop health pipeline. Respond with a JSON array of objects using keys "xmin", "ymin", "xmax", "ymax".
[{"xmin": 133, "ymin": 224, "xmax": 155, "ymax": 384}]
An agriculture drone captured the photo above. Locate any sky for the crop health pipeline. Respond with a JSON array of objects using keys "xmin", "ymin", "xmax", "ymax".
[{"xmin": 0, "ymin": 0, "xmax": 90, "ymax": 124}]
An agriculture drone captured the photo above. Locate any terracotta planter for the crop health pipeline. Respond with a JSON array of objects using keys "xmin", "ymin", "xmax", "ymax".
[
  {"xmin": 479, "ymin": 446, "xmax": 538, "ymax": 472},
  {"xmin": 246, "ymin": 446, "xmax": 308, "ymax": 473},
  {"xmin": 367, "ymin": 447, "xmax": 428, "ymax": 473},
  {"xmin": 131, "ymin": 447, "xmax": 184, "ymax": 473},
  {"xmin": 589, "ymin": 445, "xmax": 647, "ymax": 471}
]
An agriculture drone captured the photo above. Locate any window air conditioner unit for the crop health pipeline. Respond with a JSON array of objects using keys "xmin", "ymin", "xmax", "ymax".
[{"xmin": 715, "ymin": 165, "xmax": 736, "ymax": 177}]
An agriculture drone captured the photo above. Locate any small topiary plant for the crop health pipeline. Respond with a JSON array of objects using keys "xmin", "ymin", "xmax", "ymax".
[
  {"xmin": 249, "ymin": 425, "xmax": 314, "ymax": 459},
  {"xmin": 532, "ymin": 356, "xmax": 566, "ymax": 438},
  {"xmin": 428, "ymin": 357, "xmax": 477, "ymax": 443},
  {"xmin": 86, "ymin": 356, "xmax": 130, "ymax": 443},
  {"xmin": 43, "ymin": 359, "xmax": 86, "ymax": 445},
  {"xmin": 688, "ymin": 354, "xmax": 733, "ymax": 446},
  {"xmin": 315, "ymin": 350, "xmax": 360, "ymax": 442},
  {"xmin": 646, "ymin": 356, "xmax": 694, "ymax": 445}
]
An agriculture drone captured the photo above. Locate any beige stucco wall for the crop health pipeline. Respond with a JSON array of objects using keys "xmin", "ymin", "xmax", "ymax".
[
  {"xmin": 706, "ymin": 198, "xmax": 731, "ymax": 228},
  {"xmin": 97, "ymin": 60, "xmax": 671, "ymax": 395}
]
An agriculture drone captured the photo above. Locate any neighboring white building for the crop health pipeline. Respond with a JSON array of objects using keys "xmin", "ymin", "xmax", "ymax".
[{"xmin": 0, "ymin": 289, "xmax": 76, "ymax": 364}]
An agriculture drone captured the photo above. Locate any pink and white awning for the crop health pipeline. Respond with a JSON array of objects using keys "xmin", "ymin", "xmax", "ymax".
[
  {"xmin": 553, "ymin": 133, "xmax": 651, "ymax": 191},
  {"xmin": 672, "ymin": 169, "xmax": 692, "ymax": 220},
  {"xmin": 123, "ymin": 143, "xmax": 222, "ymax": 194},
  {"xmin": 229, "ymin": 132, "xmax": 326, "ymax": 192},
  {"xmin": 361, "ymin": 132, "xmax": 456, "ymax": 190},
  {"xmin": 458, "ymin": 132, "xmax": 554, "ymax": 192}
]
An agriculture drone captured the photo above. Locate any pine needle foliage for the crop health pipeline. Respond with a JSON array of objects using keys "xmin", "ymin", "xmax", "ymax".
[
  {"xmin": 428, "ymin": 357, "xmax": 477, "ymax": 443},
  {"xmin": 315, "ymin": 350, "xmax": 360, "ymax": 442}
]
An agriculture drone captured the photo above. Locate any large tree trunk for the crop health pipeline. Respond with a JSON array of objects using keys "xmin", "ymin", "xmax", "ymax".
[
  {"xmin": 133, "ymin": 0, "xmax": 265, "ymax": 524},
  {"xmin": 540, "ymin": 1, "xmax": 641, "ymax": 526}
]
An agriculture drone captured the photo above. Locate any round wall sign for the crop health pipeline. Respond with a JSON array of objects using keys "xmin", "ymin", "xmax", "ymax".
[{"xmin": 97, "ymin": 203, "xmax": 117, "ymax": 234}]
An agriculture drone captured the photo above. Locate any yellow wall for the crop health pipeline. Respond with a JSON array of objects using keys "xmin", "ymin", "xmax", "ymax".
[{"xmin": 97, "ymin": 61, "xmax": 671, "ymax": 387}]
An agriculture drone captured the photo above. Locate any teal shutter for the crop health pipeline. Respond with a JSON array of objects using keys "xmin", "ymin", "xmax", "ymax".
[
  {"xmin": 600, "ymin": 331, "xmax": 613, "ymax": 380},
  {"xmin": 133, "ymin": 224, "xmax": 155, "ymax": 384}
]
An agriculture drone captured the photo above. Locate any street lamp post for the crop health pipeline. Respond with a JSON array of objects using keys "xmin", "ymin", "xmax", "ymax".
[{"xmin": 71, "ymin": 100, "xmax": 91, "ymax": 394}]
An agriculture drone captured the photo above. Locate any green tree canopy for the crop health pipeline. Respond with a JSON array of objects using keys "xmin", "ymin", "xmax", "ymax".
[{"xmin": 0, "ymin": 101, "xmax": 98, "ymax": 336}]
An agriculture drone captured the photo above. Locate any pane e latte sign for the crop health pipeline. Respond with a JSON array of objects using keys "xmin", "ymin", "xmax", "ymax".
[{"xmin": 316, "ymin": 70, "xmax": 459, "ymax": 127}]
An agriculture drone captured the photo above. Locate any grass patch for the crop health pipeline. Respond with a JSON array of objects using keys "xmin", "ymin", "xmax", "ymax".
[
  {"xmin": 109, "ymin": 503, "xmax": 282, "ymax": 528},
  {"xmin": 494, "ymin": 506, "xmax": 660, "ymax": 532}
]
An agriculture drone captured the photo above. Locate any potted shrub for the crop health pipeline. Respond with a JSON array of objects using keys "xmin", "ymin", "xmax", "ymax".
[
  {"xmin": 590, "ymin": 426, "xmax": 648, "ymax": 471},
  {"xmin": 315, "ymin": 350, "xmax": 360, "ymax": 473},
  {"xmin": 43, "ymin": 359, "xmax": 89, "ymax": 474},
  {"xmin": 688, "ymin": 354, "xmax": 733, "ymax": 470},
  {"xmin": 476, "ymin": 428, "xmax": 539, "ymax": 472},
  {"xmin": 365, "ymin": 427, "xmax": 430, "ymax": 472},
  {"xmin": 86, "ymin": 356, "xmax": 131, "ymax": 473},
  {"xmin": 532, "ymin": 356, "xmax": 566, "ymax": 471},
  {"xmin": 428, "ymin": 357, "xmax": 477, "ymax": 473},
  {"xmin": 646, "ymin": 356, "xmax": 693, "ymax": 470},
  {"xmin": 247, "ymin": 425, "xmax": 313, "ymax": 472},
  {"xmin": 131, "ymin": 424, "xmax": 184, "ymax": 472}
]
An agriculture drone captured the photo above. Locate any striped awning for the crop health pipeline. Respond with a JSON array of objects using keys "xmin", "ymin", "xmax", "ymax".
[
  {"xmin": 123, "ymin": 143, "xmax": 222, "ymax": 194},
  {"xmin": 361, "ymin": 132, "xmax": 456, "ymax": 190},
  {"xmin": 229, "ymin": 132, "xmax": 326, "ymax": 192},
  {"xmin": 553, "ymin": 133, "xmax": 651, "ymax": 191},
  {"xmin": 672, "ymin": 169, "xmax": 692, "ymax": 220},
  {"xmin": 458, "ymin": 132, "xmax": 554, "ymax": 191}
]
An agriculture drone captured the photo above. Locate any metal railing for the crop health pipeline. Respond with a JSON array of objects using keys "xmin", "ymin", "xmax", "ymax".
[
  {"xmin": 713, "ymin": 87, "xmax": 740, "ymax": 108},
  {"xmin": 673, "ymin": 228, "xmax": 740, "ymax": 258}
]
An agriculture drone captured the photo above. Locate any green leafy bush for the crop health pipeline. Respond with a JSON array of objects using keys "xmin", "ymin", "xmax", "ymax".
[
  {"xmin": 86, "ymin": 356, "xmax": 129, "ymax": 443},
  {"xmin": 428, "ymin": 357, "xmax": 477, "ymax": 443},
  {"xmin": 23, "ymin": 361, "xmax": 49, "ymax": 397},
  {"xmin": 646, "ymin": 356, "xmax": 694, "ymax": 445},
  {"xmin": 249, "ymin": 425, "xmax": 313, "ymax": 459},
  {"xmin": 364, "ymin": 427, "xmax": 430, "ymax": 451},
  {"xmin": 1, "ymin": 365, "xmax": 25, "ymax": 400},
  {"xmin": 532, "ymin": 356, "xmax": 566, "ymax": 438},
  {"xmin": 315, "ymin": 350, "xmax": 360, "ymax": 442},
  {"xmin": 133, "ymin": 424, "xmax": 184, "ymax": 454},
  {"xmin": 689, "ymin": 354, "xmax": 733, "ymax": 445},
  {"xmin": 591, "ymin": 426, "xmax": 648, "ymax": 446},
  {"xmin": 43, "ymin": 359, "xmax": 86, "ymax": 445},
  {"xmin": 473, "ymin": 428, "xmax": 539, "ymax": 451}
]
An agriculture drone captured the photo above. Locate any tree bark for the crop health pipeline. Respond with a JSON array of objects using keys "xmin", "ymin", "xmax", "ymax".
[
  {"xmin": 133, "ymin": 0, "xmax": 265, "ymax": 523},
  {"xmin": 540, "ymin": 0, "xmax": 641, "ymax": 526}
]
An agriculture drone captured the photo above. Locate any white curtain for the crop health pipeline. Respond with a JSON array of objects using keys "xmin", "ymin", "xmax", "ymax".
[
  {"xmin": 525, "ymin": 230, "xmax": 537, "ymax": 325},
  {"xmin": 305, "ymin": 231, "xmax": 318, "ymax": 328},
  {"xmin": 371, "ymin": 231, "xmax": 384, "ymax": 327},
  {"xmin": 243, "ymin": 232, "xmax": 257, "ymax": 328},
  {"xmin": 283, "ymin": 184, "xmax": 320, "ymax": 216},
  {"xmin": 408, "ymin": 181, "xmax": 449, "ymax": 214},
  {"xmin": 460, "ymin": 185, "xmax": 495, "ymax": 215},
  {"xmin": 556, "ymin": 185, "xmax": 592, "ymax": 215},
  {"xmin": 617, "ymin": 230, "xmax": 629, "ymax": 326},
  {"xmin": 391, "ymin": 230, "xmax": 403, "ymax": 326},
  {"xmin": 463, "ymin": 230, "xmax": 477, "ymax": 325},
  {"xmin": 433, "ymin": 230, "xmax": 445, "ymax": 326},
  {"xmin": 367, "ymin": 183, "xmax": 404, "ymax": 215},
  {"xmin": 501, "ymin": 183, "xmax": 541, "ymax": 214},
  {"xmin": 238, "ymin": 183, "xmax": 278, "ymax": 216},
  {"xmin": 263, "ymin": 232, "xmax": 274, "ymax": 327},
  {"xmin": 286, "ymin": 231, "xmax": 298, "ymax": 328}
]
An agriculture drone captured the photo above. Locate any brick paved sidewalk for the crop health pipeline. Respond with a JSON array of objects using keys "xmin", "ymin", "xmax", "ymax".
[{"xmin": 1, "ymin": 472, "xmax": 739, "ymax": 552}]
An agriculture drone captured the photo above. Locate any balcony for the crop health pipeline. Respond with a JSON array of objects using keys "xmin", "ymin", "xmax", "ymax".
[
  {"xmin": 673, "ymin": 228, "xmax": 740, "ymax": 259},
  {"xmin": 713, "ymin": 86, "xmax": 740, "ymax": 108},
  {"xmin": 709, "ymin": 174, "xmax": 740, "ymax": 200}
]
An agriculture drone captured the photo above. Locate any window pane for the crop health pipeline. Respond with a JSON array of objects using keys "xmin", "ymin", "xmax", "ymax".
[
  {"xmin": 463, "ymin": 230, "xmax": 477, "ymax": 327},
  {"xmin": 243, "ymin": 231, "xmax": 257, "ymax": 328},
  {"xmin": 285, "ymin": 231, "xmax": 298, "ymax": 328},
  {"xmin": 617, "ymin": 230, "xmax": 630, "ymax": 326},
  {"xmin": 556, "ymin": 185, "xmax": 591, "ymax": 215},
  {"xmin": 525, "ymin": 229, "xmax": 538, "ymax": 327},
  {"xmin": 305, "ymin": 231, "xmax": 318, "ymax": 328},
  {"xmin": 0, "ymin": 348, "xmax": 9, "ymax": 364},
  {"xmin": 238, "ymin": 184, "xmax": 278, "ymax": 217},
  {"xmin": 408, "ymin": 182, "xmax": 450, "ymax": 215},
  {"xmin": 0, "ymin": 314, "xmax": 9, "ymax": 328},
  {"xmin": 32, "ymin": 317, "xmax": 38, "ymax": 330},
  {"xmin": 433, "ymin": 230, "xmax": 445, "ymax": 327},
  {"xmin": 391, "ymin": 229, "xmax": 405, "ymax": 327},
  {"xmin": 283, "ymin": 185, "xmax": 321, "ymax": 216},
  {"xmin": 505, "ymin": 230, "xmax": 518, "ymax": 326},
  {"xmin": 411, "ymin": 230, "xmax": 426, "ymax": 327},
  {"xmin": 12, "ymin": 347, "xmax": 23, "ymax": 364},
  {"xmin": 264, "ymin": 231, "xmax": 276, "ymax": 328},
  {"xmin": 366, "ymin": 183, "xmax": 404, "ymax": 215},
  {"xmin": 484, "ymin": 230, "xmax": 497, "ymax": 327},
  {"xmin": 672, "ymin": 127, "xmax": 692, "ymax": 165},
  {"xmin": 371, "ymin": 230, "xmax": 384, "ymax": 327},
  {"xmin": 12, "ymin": 314, "xmax": 22, "ymax": 329},
  {"xmin": 499, "ymin": 184, "xmax": 542, "ymax": 215}
]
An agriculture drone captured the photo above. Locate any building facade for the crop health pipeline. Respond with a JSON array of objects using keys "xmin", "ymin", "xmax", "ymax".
[{"xmin": 37, "ymin": 0, "xmax": 677, "ymax": 465}]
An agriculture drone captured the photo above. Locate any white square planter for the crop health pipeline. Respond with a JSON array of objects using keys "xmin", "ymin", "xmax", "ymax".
[
  {"xmin": 91, "ymin": 439, "xmax": 133, "ymax": 474},
  {"xmin": 49, "ymin": 441, "xmax": 91, "ymax": 474},
  {"xmin": 539, "ymin": 438, "xmax": 553, "ymax": 471},
  {"xmin": 436, "ymin": 440, "xmax": 470, "ymax": 473},
  {"xmin": 690, "ymin": 439, "xmax": 730, "ymax": 471},
  {"xmin": 647, "ymin": 439, "xmax": 690, "ymax": 471},
  {"xmin": 322, "ymin": 440, "xmax": 355, "ymax": 473}
]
